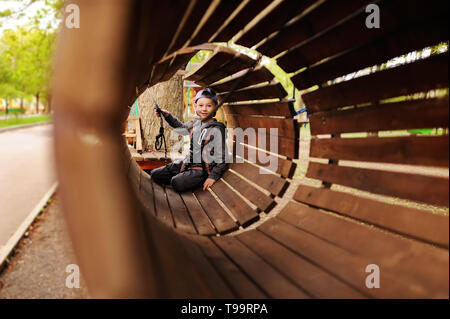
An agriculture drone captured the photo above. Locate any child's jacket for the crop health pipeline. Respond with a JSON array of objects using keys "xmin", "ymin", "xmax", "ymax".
[{"xmin": 164, "ymin": 113, "xmax": 229, "ymax": 181}]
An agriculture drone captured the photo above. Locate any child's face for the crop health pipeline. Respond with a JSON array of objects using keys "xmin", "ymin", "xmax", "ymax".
[{"xmin": 194, "ymin": 97, "xmax": 216, "ymax": 120}]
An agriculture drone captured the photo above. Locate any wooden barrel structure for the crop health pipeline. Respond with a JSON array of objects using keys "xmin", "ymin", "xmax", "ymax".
[{"xmin": 52, "ymin": 0, "xmax": 449, "ymax": 298}]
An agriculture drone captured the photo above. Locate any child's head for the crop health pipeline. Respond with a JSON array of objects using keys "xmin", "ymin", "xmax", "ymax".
[{"xmin": 194, "ymin": 88, "xmax": 218, "ymax": 121}]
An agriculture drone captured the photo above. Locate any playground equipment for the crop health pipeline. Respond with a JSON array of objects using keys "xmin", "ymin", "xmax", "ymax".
[{"xmin": 51, "ymin": 0, "xmax": 448, "ymax": 298}]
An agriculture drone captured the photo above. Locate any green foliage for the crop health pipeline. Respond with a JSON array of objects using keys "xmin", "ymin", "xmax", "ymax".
[
  {"xmin": 0, "ymin": 0, "xmax": 60, "ymax": 110},
  {"xmin": 0, "ymin": 114, "xmax": 52, "ymax": 128}
]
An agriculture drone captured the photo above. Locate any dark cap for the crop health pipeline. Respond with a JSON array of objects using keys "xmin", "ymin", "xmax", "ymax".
[{"xmin": 194, "ymin": 88, "xmax": 218, "ymax": 105}]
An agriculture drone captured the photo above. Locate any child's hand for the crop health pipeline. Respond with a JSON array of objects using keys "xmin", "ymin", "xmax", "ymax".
[
  {"xmin": 155, "ymin": 108, "xmax": 169, "ymax": 118},
  {"xmin": 203, "ymin": 178, "xmax": 216, "ymax": 191}
]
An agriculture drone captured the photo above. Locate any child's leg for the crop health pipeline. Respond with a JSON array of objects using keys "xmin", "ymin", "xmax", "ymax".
[
  {"xmin": 170, "ymin": 169, "xmax": 207, "ymax": 193},
  {"xmin": 150, "ymin": 160, "xmax": 182, "ymax": 185}
]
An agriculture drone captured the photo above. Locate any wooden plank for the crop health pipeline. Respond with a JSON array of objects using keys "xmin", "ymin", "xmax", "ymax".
[
  {"xmin": 310, "ymin": 135, "xmax": 449, "ymax": 167},
  {"xmin": 221, "ymin": 170, "xmax": 275, "ymax": 213},
  {"xmin": 309, "ymin": 97, "xmax": 449, "ymax": 135},
  {"xmin": 234, "ymin": 142, "xmax": 297, "ymax": 178},
  {"xmin": 142, "ymin": 216, "xmax": 223, "ymax": 298},
  {"xmin": 193, "ymin": 188, "xmax": 238, "ymax": 234},
  {"xmin": 175, "ymin": 233, "xmax": 236, "ymax": 298},
  {"xmin": 210, "ymin": 66, "xmax": 274, "ymax": 93},
  {"xmin": 165, "ymin": 187, "xmax": 197, "ymax": 234},
  {"xmin": 128, "ymin": 160, "xmax": 141, "ymax": 195},
  {"xmin": 256, "ymin": 0, "xmax": 371, "ymax": 58},
  {"xmin": 149, "ymin": 58, "xmax": 171, "ymax": 86},
  {"xmin": 230, "ymin": 162, "xmax": 289, "ymax": 196},
  {"xmin": 236, "ymin": 0, "xmax": 316, "ymax": 48},
  {"xmin": 166, "ymin": 0, "xmax": 211, "ymax": 55},
  {"xmin": 152, "ymin": 182, "xmax": 175, "ymax": 227},
  {"xmin": 189, "ymin": 0, "xmax": 243, "ymax": 46},
  {"xmin": 190, "ymin": 235, "xmax": 267, "ymax": 298},
  {"xmin": 211, "ymin": 236, "xmax": 310, "ymax": 298},
  {"xmin": 150, "ymin": 0, "xmax": 192, "ymax": 65},
  {"xmin": 237, "ymin": 230, "xmax": 365, "ymax": 298},
  {"xmin": 223, "ymin": 99, "xmax": 296, "ymax": 117},
  {"xmin": 218, "ymin": 81, "xmax": 287, "ymax": 103},
  {"xmin": 140, "ymin": 172, "xmax": 156, "ymax": 217},
  {"xmin": 227, "ymin": 126, "xmax": 299, "ymax": 159},
  {"xmin": 210, "ymin": 179, "xmax": 259, "ymax": 227},
  {"xmin": 302, "ymin": 52, "xmax": 449, "ymax": 113},
  {"xmin": 226, "ymin": 114, "xmax": 299, "ymax": 139},
  {"xmin": 197, "ymin": 54, "xmax": 256, "ymax": 87},
  {"xmin": 262, "ymin": 206, "xmax": 448, "ymax": 298},
  {"xmin": 184, "ymin": 47, "xmax": 236, "ymax": 82},
  {"xmin": 160, "ymin": 49, "xmax": 198, "ymax": 82},
  {"xmin": 306, "ymin": 162, "xmax": 449, "ymax": 207},
  {"xmin": 293, "ymin": 185, "xmax": 449, "ymax": 247},
  {"xmin": 292, "ymin": 16, "xmax": 449, "ymax": 90},
  {"xmin": 179, "ymin": 192, "xmax": 216, "ymax": 235},
  {"xmin": 279, "ymin": 201, "xmax": 449, "ymax": 286},
  {"xmin": 277, "ymin": 0, "xmax": 449, "ymax": 72},
  {"xmin": 212, "ymin": 0, "xmax": 273, "ymax": 43}
]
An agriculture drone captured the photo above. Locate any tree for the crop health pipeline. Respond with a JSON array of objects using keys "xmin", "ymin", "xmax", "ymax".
[
  {"xmin": 0, "ymin": 26, "xmax": 56, "ymax": 113},
  {"xmin": 0, "ymin": 0, "xmax": 62, "ymax": 113},
  {"xmin": 138, "ymin": 75, "xmax": 184, "ymax": 155}
]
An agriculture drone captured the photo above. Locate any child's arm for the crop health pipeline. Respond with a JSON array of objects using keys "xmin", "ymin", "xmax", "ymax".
[{"xmin": 156, "ymin": 109, "xmax": 193, "ymax": 135}]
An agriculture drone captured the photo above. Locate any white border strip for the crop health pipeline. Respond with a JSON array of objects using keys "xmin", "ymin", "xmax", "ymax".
[{"xmin": 0, "ymin": 182, "xmax": 58, "ymax": 269}]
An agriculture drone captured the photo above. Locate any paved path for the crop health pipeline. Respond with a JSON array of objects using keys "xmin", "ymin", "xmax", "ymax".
[
  {"xmin": 0, "ymin": 193, "xmax": 89, "ymax": 298},
  {"xmin": 0, "ymin": 124, "xmax": 56, "ymax": 252}
]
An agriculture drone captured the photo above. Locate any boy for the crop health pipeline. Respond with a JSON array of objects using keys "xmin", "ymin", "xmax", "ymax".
[{"xmin": 151, "ymin": 88, "xmax": 229, "ymax": 193}]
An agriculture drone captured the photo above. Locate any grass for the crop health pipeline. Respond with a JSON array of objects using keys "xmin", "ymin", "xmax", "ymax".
[{"xmin": 0, "ymin": 115, "xmax": 52, "ymax": 128}]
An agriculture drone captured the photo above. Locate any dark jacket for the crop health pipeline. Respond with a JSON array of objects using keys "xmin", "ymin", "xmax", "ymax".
[{"xmin": 164, "ymin": 113, "xmax": 229, "ymax": 181}]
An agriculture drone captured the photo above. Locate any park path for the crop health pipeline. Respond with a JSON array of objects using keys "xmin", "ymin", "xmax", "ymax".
[{"xmin": 0, "ymin": 124, "xmax": 56, "ymax": 252}]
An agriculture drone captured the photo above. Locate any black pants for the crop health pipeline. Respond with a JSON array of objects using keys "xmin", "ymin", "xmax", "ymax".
[{"xmin": 150, "ymin": 160, "xmax": 207, "ymax": 193}]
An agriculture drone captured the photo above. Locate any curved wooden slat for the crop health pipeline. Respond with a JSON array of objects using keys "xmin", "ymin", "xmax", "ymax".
[
  {"xmin": 302, "ymin": 52, "xmax": 449, "ymax": 113},
  {"xmin": 291, "ymin": 16, "xmax": 449, "ymax": 90},
  {"xmin": 278, "ymin": 0, "xmax": 448, "ymax": 73},
  {"xmin": 218, "ymin": 81, "xmax": 287, "ymax": 103},
  {"xmin": 189, "ymin": 0, "xmax": 243, "ymax": 46},
  {"xmin": 310, "ymin": 135, "xmax": 449, "ymax": 167},
  {"xmin": 210, "ymin": 66, "xmax": 274, "ymax": 93},
  {"xmin": 211, "ymin": 0, "xmax": 272, "ymax": 43},
  {"xmin": 294, "ymin": 185, "xmax": 449, "ymax": 247},
  {"xmin": 223, "ymin": 100, "xmax": 296, "ymax": 117},
  {"xmin": 221, "ymin": 170, "xmax": 276, "ymax": 213},
  {"xmin": 210, "ymin": 179, "xmax": 260, "ymax": 227},
  {"xmin": 256, "ymin": 0, "xmax": 371, "ymax": 58},
  {"xmin": 309, "ymin": 97, "xmax": 449, "ymax": 135},
  {"xmin": 236, "ymin": 0, "xmax": 316, "ymax": 48},
  {"xmin": 194, "ymin": 188, "xmax": 239, "ymax": 234},
  {"xmin": 306, "ymin": 162, "xmax": 449, "ymax": 207}
]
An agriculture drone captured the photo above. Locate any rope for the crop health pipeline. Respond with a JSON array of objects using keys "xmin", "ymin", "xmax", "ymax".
[{"xmin": 150, "ymin": 93, "xmax": 168, "ymax": 163}]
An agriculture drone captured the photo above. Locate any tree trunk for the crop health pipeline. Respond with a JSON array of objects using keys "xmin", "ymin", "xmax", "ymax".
[
  {"xmin": 47, "ymin": 93, "xmax": 52, "ymax": 113},
  {"xmin": 138, "ymin": 75, "xmax": 184, "ymax": 154},
  {"xmin": 20, "ymin": 97, "xmax": 24, "ymax": 114},
  {"xmin": 36, "ymin": 93, "xmax": 40, "ymax": 114}
]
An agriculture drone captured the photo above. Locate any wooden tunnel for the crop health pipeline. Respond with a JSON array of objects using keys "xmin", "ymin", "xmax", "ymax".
[{"xmin": 52, "ymin": 0, "xmax": 448, "ymax": 298}]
